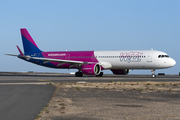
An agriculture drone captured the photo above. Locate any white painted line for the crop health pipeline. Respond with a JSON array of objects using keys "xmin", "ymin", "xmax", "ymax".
[{"xmin": 0, "ymin": 82, "xmax": 51, "ymax": 85}]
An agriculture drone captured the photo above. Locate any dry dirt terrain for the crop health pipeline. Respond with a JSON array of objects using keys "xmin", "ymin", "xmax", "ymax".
[{"xmin": 36, "ymin": 81, "xmax": 180, "ymax": 120}]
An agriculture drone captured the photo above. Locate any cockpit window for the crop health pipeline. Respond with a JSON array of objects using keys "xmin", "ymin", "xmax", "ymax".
[{"xmin": 158, "ymin": 55, "xmax": 169, "ymax": 58}]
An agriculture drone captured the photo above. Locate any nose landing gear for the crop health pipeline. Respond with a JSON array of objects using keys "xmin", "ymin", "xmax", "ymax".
[{"xmin": 151, "ymin": 69, "xmax": 156, "ymax": 78}]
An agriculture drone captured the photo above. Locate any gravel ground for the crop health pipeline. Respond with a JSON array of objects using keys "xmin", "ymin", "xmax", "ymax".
[{"xmin": 37, "ymin": 82, "xmax": 180, "ymax": 120}]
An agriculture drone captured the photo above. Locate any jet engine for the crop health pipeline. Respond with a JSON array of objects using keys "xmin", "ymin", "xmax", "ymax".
[
  {"xmin": 111, "ymin": 69, "xmax": 129, "ymax": 75},
  {"xmin": 81, "ymin": 63, "xmax": 101, "ymax": 75}
]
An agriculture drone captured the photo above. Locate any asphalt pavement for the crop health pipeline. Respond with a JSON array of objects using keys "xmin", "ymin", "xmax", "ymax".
[
  {"xmin": 0, "ymin": 72, "xmax": 180, "ymax": 120},
  {"xmin": 0, "ymin": 85, "xmax": 55, "ymax": 120}
]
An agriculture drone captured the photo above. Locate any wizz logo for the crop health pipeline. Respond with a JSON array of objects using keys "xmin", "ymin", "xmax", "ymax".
[{"xmin": 120, "ymin": 52, "xmax": 143, "ymax": 63}]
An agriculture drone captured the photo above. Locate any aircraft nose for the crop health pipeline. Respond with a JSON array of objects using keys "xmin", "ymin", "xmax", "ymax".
[{"xmin": 170, "ymin": 58, "xmax": 176, "ymax": 67}]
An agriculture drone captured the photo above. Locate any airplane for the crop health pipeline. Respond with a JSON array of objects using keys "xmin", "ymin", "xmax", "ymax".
[{"xmin": 5, "ymin": 28, "xmax": 176, "ymax": 78}]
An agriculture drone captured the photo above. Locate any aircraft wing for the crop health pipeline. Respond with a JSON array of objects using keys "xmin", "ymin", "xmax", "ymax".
[
  {"xmin": 26, "ymin": 56, "xmax": 87, "ymax": 68},
  {"xmin": 5, "ymin": 54, "xmax": 84, "ymax": 64},
  {"xmin": 31, "ymin": 56, "xmax": 84, "ymax": 64},
  {"xmin": 5, "ymin": 54, "xmax": 95, "ymax": 68}
]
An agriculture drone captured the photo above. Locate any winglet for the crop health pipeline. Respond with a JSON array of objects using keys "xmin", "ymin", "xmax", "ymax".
[{"xmin": 16, "ymin": 45, "xmax": 24, "ymax": 56}]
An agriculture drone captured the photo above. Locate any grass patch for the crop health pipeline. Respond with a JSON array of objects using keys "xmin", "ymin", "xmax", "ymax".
[
  {"xmin": 54, "ymin": 106, "xmax": 58, "ymax": 108},
  {"xmin": 43, "ymin": 107, "xmax": 47, "ymax": 111},
  {"xmin": 61, "ymin": 112, "xmax": 65, "ymax": 114},
  {"xmin": 146, "ymin": 87, "xmax": 150, "ymax": 90},
  {"xmin": 36, "ymin": 115, "xmax": 41, "ymax": 119},
  {"xmin": 158, "ymin": 90, "xmax": 162, "ymax": 92},
  {"xmin": 162, "ymin": 83, "xmax": 166, "ymax": 86},
  {"xmin": 47, "ymin": 82, "xmax": 53, "ymax": 85},
  {"xmin": 150, "ymin": 88, "xmax": 155, "ymax": 91},
  {"xmin": 61, "ymin": 106, "xmax": 66, "ymax": 109},
  {"xmin": 167, "ymin": 88, "xmax": 173, "ymax": 92},
  {"xmin": 132, "ymin": 88, "xmax": 137, "ymax": 90},
  {"xmin": 137, "ymin": 88, "xmax": 144, "ymax": 92},
  {"xmin": 93, "ymin": 87, "xmax": 99, "ymax": 90},
  {"xmin": 45, "ymin": 103, "xmax": 50, "ymax": 107},
  {"xmin": 59, "ymin": 103, "xmax": 67, "ymax": 106},
  {"xmin": 63, "ymin": 82, "xmax": 67, "ymax": 85},
  {"xmin": 173, "ymin": 84, "xmax": 178, "ymax": 86},
  {"xmin": 46, "ymin": 110, "xmax": 49, "ymax": 113},
  {"xmin": 75, "ymin": 87, "xmax": 81, "ymax": 90},
  {"xmin": 146, "ymin": 83, "xmax": 151, "ymax": 86},
  {"xmin": 155, "ymin": 84, "xmax": 160, "ymax": 86}
]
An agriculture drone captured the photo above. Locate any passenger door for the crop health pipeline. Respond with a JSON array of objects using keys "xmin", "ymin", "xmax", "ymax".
[{"xmin": 147, "ymin": 51, "xmax": 153, "ymax": 62}]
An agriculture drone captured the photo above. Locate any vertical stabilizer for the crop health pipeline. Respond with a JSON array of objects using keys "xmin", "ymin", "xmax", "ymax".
[{"xmin": 20, "ymin": 28, "xmax": 42, "ymax": 54}]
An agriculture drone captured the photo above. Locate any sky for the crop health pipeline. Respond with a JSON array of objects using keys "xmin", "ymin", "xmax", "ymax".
[{"xmin": 0, "ymin": 0, "xmax": 179, "ymax": 75}]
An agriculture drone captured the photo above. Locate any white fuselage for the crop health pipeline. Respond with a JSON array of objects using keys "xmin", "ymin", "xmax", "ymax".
[{"xmin": 94, "ymin": 50, "xmax": 176, "ymax": 70}]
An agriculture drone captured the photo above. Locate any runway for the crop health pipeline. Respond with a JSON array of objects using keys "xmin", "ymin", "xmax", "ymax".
[{"xmin": 0, "ymin": 72, "xmax": 180, "ymax": 84}]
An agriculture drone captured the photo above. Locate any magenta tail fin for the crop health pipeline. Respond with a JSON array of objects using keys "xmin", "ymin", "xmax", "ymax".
[{"xmin": 20, "ymin": 28, "xmax": 42, "ymax": 54}]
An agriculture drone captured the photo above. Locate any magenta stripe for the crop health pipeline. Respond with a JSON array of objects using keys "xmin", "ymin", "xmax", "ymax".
[{"xmin": 41, "ymin": 51, "xmax": 99, "ymax": 68}]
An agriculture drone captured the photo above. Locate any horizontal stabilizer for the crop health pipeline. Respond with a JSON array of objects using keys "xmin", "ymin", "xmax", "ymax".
[{"xmin": 4, "ymin": 54, "xmax": 19, "ymax": 57}]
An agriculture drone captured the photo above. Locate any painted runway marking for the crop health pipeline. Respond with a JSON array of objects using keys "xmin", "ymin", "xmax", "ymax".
[
  {"xmin": 38, "ymin": 79, "xmax": 50, "ymax": 81},
  {"xmin": 0, "ymin": 82, "xmax": 50, "ymax": 85}
]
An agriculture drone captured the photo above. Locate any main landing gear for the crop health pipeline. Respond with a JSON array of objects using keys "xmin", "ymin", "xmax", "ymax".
[
  {"xmin": 151, "ymin": 69, "xmax": 156, "ymax": 78},
  {"xmin": 75, "ymin": 66, "xmax": 83, "ymax": 77},
  {"xmin": 96, "ymin": 72, "xmax": 103, "ymax": 77},
  {"xmin": 75, "ymin": 71, "xmax": 83, "ymax": 77}
]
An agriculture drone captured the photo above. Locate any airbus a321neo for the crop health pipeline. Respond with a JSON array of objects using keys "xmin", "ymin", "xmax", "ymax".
[{"xmin": 6, "ymin": 28, "xmax": 176, "ymax": 78}]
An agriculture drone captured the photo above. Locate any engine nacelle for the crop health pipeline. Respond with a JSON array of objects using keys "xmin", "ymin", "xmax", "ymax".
[
  {"xmin": 111, "ymin": 69, "xmax": 129, "ymax": 75},
  {"xmin": 81, "ymin": 63, "xmax": 101, "ymax": 75}
]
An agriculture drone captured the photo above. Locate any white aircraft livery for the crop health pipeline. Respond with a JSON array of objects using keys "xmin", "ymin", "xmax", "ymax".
[{"xmin": 6, "ymin": 28, "xmax": 176, "ymax": 78}]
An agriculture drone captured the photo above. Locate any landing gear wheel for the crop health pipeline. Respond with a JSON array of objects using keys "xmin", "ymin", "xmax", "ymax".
[
  {"xmin": 151, "ymin": 69, "xmax": 156, "ymax": 78},
  {"xmin": 152, "ymin": 74, "xmax": 156, "ymax": 78},
  {"xmin": 75, "ymin": 72, "xmax": 83, "ymax": 77},
  {"xmin": 96, "ymin": 72, "xmax": 103, "ymax": 77}
]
